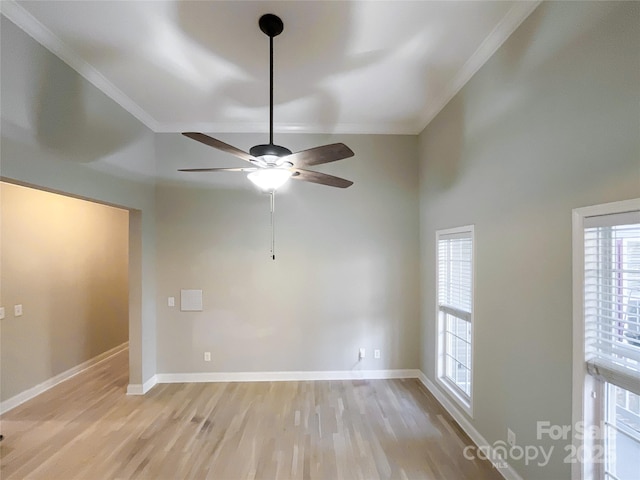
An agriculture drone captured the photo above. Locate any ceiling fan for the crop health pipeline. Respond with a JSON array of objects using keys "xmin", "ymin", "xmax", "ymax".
[{"xmin": 179, "ymin": 13, "xmax": 355, "ymax": 191}]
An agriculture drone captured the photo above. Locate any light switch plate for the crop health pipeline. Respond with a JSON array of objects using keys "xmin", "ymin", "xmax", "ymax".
[
  {"xmin": 168, "ymin": 297, "xmax": 175, "ymax": 307},
  {"xmin": 14, "ymin": 304, "xmax": 23, "ymax": 317},
  {"xmin": 0, "ymin": 307, "xmax": 5, "ymax": 320}
]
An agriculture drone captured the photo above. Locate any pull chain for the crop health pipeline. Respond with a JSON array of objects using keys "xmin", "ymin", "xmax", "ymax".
[{"xmin": 270, "ymin": 190, "xmax": 276, "ymax": 260}]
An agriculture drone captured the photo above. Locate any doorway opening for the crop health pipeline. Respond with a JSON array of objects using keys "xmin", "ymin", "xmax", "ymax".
[{"xmin": 0, "ymin": 180, "xmax": 136, "ymax": 410}]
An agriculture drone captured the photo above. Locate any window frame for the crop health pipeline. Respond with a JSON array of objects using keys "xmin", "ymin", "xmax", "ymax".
[
  {"xmin": 572, "ymin": 198, "xmax": 640, "ymax": 480},
  {"xmin": 436, "ymin": 225, "xmax": 475, "ymax": 416}
]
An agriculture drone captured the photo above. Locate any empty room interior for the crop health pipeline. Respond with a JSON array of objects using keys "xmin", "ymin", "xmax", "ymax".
[{"xmin": 1, "ymin": 1, "xmax": 639, "ymax": 479}]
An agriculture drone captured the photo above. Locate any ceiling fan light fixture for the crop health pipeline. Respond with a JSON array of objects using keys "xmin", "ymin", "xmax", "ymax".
[
  {"xmin": 247, "ymin": 167, "xmax": 292, "ymax": 191},
  {"xmin": 179, "ymin": 14, "xmax": 354, "ymax": 190}
]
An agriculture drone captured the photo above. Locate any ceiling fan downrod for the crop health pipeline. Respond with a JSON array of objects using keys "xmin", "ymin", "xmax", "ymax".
[
  {"xmin": 249, "ymin": 14, "xmax": 292, "ymax": 159},
  {"xmin": 258, "ymin": 13, "xmax": 283, "ymax": 146}
]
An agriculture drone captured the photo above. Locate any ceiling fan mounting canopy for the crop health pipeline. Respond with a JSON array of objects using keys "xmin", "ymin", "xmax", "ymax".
[
  {"xmin": 259, "ymin": 13, "xmax": 284, "ymax": 38},
  {"xmin": 179, "ymin": 13, "xmax": 354, "ymax": 190}
]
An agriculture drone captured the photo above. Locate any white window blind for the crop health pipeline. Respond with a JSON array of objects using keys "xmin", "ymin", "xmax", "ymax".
[
  {"xmin": 584, "ymin": 212, "xmax": 640, "ymax": 396},
  {"xmin": 437, "ymin": 228, "xmax": 473, "ymax": 404},
  {"xmin": 438, "ymin": 232, "xmax": 473, "ymax": 319}
]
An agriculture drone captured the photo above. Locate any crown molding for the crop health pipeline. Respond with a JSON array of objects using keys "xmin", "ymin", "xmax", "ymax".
[
  {"xmin": 0, "ymin": 0, "xmax": 159, "ymax": 131},
  {"xmin": 2, "ymin": 0, "xmax": 539, "ymax": 136},
  {"xmin": 415, "ymin": 0, "xmax": 541, "ymax": 134}
]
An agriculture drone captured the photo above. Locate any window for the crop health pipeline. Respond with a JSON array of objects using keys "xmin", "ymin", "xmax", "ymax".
[
  {"xmin": 573, "ymin": 200, "xmax": 640, "ymax": 480},
  {"xmin": 436, "ymin": 226, "xmax": 474, "ymax": 414}
]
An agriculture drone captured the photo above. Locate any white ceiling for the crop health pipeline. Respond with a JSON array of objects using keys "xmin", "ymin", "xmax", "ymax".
[{"xmin": 2, "ymin": 0, "xmax": 539, "ymax": 135}]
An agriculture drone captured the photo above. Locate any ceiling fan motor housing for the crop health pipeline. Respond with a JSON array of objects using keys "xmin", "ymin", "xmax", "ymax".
[{"xmin": 250, "ymin": 144, "xmax": 292, "ymax": 158}]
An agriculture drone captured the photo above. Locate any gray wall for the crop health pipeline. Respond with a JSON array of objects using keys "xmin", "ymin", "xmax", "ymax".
[
  {"xmin": 155, "ymin": 132, "xmax": 420, "ymax": 373},
  {"xmin": 0, "ymin": 16, "xmax": 157, "ymax": 388},
  {"xmin": 1, "ymin": 182, "xmax": 129, "ymax": 401},
  {"xmin": 3, "ymin": 4, "xmax": 639, "ymax": 478},
  {"xmin": 418, "ymin": 2, "xmax": 640, "ymax": 478}
]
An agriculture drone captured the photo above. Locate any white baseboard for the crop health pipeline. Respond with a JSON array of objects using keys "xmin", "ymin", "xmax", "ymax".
[
  {"xmin": 0, "ymin": 342, "xmax": 129, "ymax": 415},
  {"xmin": 417, "ymin": 371, "xmax": 523, "ymax": 480},
  {"xmin": 156, "ymin": 368, "xmax": 421, "ymax": 384},
  {"xmin": 126, "ymin": 374, "xmax": 158, "ymax": 395}
]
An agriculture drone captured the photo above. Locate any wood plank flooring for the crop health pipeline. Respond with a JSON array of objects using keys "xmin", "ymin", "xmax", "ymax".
[{"xmin": 0, "ymin": 350, "xmax": 502, "ymax": 479}]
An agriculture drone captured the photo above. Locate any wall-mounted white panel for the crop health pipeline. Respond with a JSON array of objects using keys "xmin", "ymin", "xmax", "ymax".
[{"xmin": 180, "ymin": 290, "xmax": 202, "ymax": 312}]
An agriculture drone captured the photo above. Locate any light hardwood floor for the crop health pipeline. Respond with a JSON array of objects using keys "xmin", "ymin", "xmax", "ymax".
[{"xmin": 0, "ymin": 350, "xmax": 501, "ymax": 479}]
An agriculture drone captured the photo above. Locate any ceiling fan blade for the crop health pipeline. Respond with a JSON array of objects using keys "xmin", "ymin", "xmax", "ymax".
[
  {"xmin": 285, "ymin": 143, "xmax": 354, "ymax": 167},
  {"xmin": 178, "ymin": 167, "xmax": 258, "ymax": 173},
  {"xmin": 291, "ymin": 169, "xmax": 353, "ymax": 188},
  {"xmin": 182, "ymin": 132, "xmax": 257, "ymax": 163}
]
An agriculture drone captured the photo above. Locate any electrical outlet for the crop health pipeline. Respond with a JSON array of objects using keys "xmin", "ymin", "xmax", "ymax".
[
  {"xmin": 359, "ymin": 348, "xmax": 365, "ymax": 360},
  {"xmin": 14, "ymin": 304, "xmax": 23, "ymax": 317},
  {"xmin": 374, "ymin": 349, "xmax": 381, "ymax": 359},
  {"xmin": 204, "ymin": 352, "xmax": 211, "ymax": 362},
  {"xmin": 507, "ymin": 428, "xmax": 516, "ymax": 447}
]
